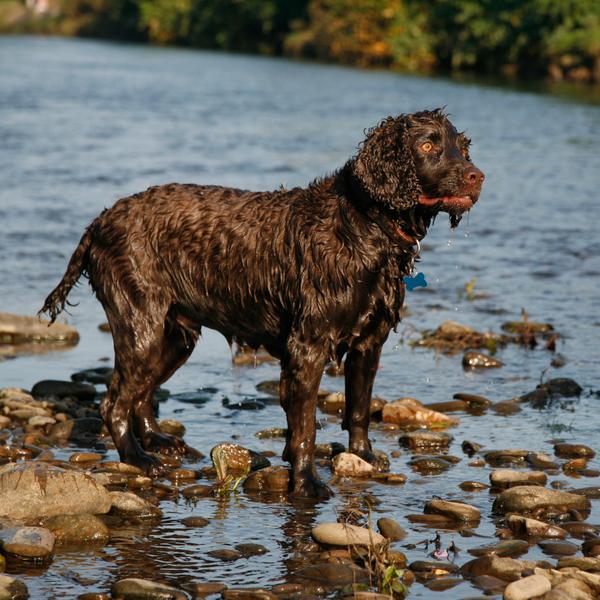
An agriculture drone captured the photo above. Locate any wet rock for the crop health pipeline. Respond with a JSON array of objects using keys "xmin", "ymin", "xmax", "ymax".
[
  {"xmin": 0, "ymin": 462, "xmax": 111, "ymax": 519},
  {"xmin": 526, "ymin": 452, "xmax": 560, "ymax": 469},
  {"xmin": 538, "ymin": 378, "xmax": 583, "ymax": 398},
  {"xmin": 0, "ymin": 527, "xmax": 56, "ymax": 559},
  {"xmin": 490, "ymin": 402, "xmax": 522, "ymax": 415},
  {"xmin": 109, "ymin": 491, "xmax": 163, "ymax": 519},
  {"xmin": 210, "ymin": 444, "xmax": 270, "ymax": 471},
  {"xmin": 460, "ymin": 555, "xmax": 547, "ymax": 581},
  {"xmin": 397, "ymin": 419, "xmax": 428, "ymax": 431},
  {"xmin": 377, "ymin": 518, "xmax": 406, "ymax": 540},
  {"xmin": 454, "ymin": 393, "xmax": 493, "ymax": 407},
  {"xmin": 518, "ymin": 389, "xmax": 552, "ymax": 408},
  {"xmin": 423, "ymin": 400, "xmax": 469, "ymax": 412},
  {"xmin": 319, "ymin": 392, "xmax": 345, "ymax": 412},
  {"xmin": 468, "ymin": 540, "xmax": 529, "ymax": 557},
  {"xmin": 0, "ymin": 312, "xmax": 79, "ymax": 343},
  {"xmin": 538, "ymin": 539, "xmax": 579, "ymax": 555},
  {"xmin": 70, "ymin": 452, "xmax": 103, "ymax": 464},
  {"xmin": 492, "ymin": 486, "xmax": 591, "ymax": 514},
  {"xmin": 332, "ymin": 452, "xmax": 376, "ymax": 476},
  {"xmin": 111, "ymin": 578, "xmax": 188, "ymax": 599},
  {"xmin": 555, "ymin": 443, "xmax": 595, "ymax": 458},
  {"xmin": 242, "ymin": 466, "xmax": 290, "ymax": 492},
  {"xmin": 31, "ymin": 380, "xmax": 96, "ymax": 401},
  {"xmin": 0, "ymin": 574, "xmax": 28, "ymax": 599},
  {"xmin": 501, "ymin": 321, "xmax": 553, "ymax": 334},
  {"xmin": 235, "ymin": 543, "xmax": 268, "ymax": 556},
  {"xmin": 424, "ymin": 499, "xmax": 481, "ymax": 521},
  {"xmin": 398, "ymin": 431, "xmax": 454, "ymax": 449},
  {"xmin": 181, "ymin": 516, "xmax": 210, "ymax": 527},
  {"xmin": 208, "ymin": 548, "xmax": 244, "ymax": 561},
  {"xmin": 255, "ymin": 428, "xmax": 286, "ymax": 439},
  {"xmin": 181, "ymin": 484, "xmax": 212, "ymax": 498},
  {"xmin": 460, "ymin": 481, "xmax": 490, "ymax": 491},
  {"xmin": 560, "ymin": 522, "xmax": 599, "ymax": 536},
  {"xmin": 185, "ymin": 583, "xmax": 227, "ymax": 596},
  {"xmin": 158, "ymin": 420, "xmax": 185, "ymax": 435},
  {"xmin": 556, "ymin": 557, "xmax": 600, "ymax": 571},
  {"xmin": 311, "ymin": 523, "xmax": 385, "ymax": 547},
  {"xmin": 43, "ymin": 514, "xmax": 109, "ymax": 544},
  {"xmin": 408, "ymin": 457, "xmax": 452, "ymax": 470},
  {"xmin": 490, "ymin": 470, "xmax": 548, "ymax": 488},
  {"xmin": 71, "ymin": 367, "xmax": 113, "ymax": 385},
  {"xmin": 462, "ymin": 440, "xmax": 484, "ymax": 454},
  {"xmin": 50, "ymin": 418, "xmax": 105, "ymax": 441},
  {"xmin": 463, "ymin": 351, "xmax": 504, "ymax": 369},
  {"xmin": 96, "ymin": 461, "xmax": 145, "ymax": 476},
  {"xmin": 507, "ymin": 516, "xmax": 568, "ymax": 537},
  {"xmin": 221, "ymin": 589, "xmax": 278, "ymax": 600},
  {"xmin": 383, "ymin": 401, "xmax": 459, "ymax": 426},
  {"xmin": 315, "ymin": 443, "xmax": 346, "ymax": 460},
  {"xmin": 405, "ymin": 513, "xmax": 455, "ymax": 526},
  {"xmin": 503, "ymin": 574, "xmax": 551, "ymax": 600},
  {"xmin": 224, "ymin": 399, "xmax": 266, "ymax": 410},
  {"xmin": 408, "ymin": 560, "xmax": 459, "ymax": 573},
  {"xmin": 294, "ymin": 563, "xmax": 369, "ymax": 584}
]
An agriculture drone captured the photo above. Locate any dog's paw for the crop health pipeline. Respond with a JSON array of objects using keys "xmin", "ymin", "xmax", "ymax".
[
  {"xmin": 291, "ymin": 475, "xmax": 334, "ymax": 500},
  {"xmin": 143, "ymin": 432, "xmax": 186, "ymax": 457},
  {"xmin": 126, "ymin": 451, "xmax": 167, "ymax": 477},
  {"xmin": 354, "ymin": 450, "xmax": 388, "ymax": 472}
]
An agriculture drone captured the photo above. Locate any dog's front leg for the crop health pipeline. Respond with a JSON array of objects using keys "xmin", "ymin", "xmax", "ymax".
[
  {"xmin": 343, "ymin": 344, "xmax": 387, "ymax": 471},
  {"xmin": 280, "ymin": 343, "xmax": 332, "ymax": 499}
]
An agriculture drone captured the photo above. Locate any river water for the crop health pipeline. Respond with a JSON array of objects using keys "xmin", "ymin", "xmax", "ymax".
[{"xmin": 1, "ymin": 35, "xmax": 600, "ymax": 599}]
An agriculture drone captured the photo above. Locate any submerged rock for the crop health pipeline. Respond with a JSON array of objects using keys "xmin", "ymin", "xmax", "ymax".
[
  {"xmin": 0, "ymin": 462, "xmax": 111, "ymax": 520},
  {"xmin": 43, "ymin": 514, "xmax": 109, "ymax": 545},
  {"xmin": 538, "ymin": 378, "xmax": 583, "ymax": 398},
  {"xmin": 31, "ymin": 379, "xmax": 96, "ymax": 401},
  {"xmin": 111, "ymin": 578, "xmax": 188, "ymax": 600},
  {"xmin": 398, "ymin": 431, "xmax": 454, "ymax": 449}
]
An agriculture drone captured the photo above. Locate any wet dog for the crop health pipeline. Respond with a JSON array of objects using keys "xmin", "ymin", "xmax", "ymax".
[{"xmin": 41, "ymin": 109, "xmax": 484, "ymax": 498}]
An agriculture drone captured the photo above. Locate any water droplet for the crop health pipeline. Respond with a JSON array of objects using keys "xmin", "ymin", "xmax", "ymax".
[
  {"xmin": 447, "ymin": 240, "xmax": 452, "ymax": 246},
  {"xmin": 454, "ymin": 307, "xmax": 459, "ymax": 311},
  {"xmin": 436, "ymin": 278, "xmax": 440, "ymax": 282},
  {"xmin": 465, "ymin": 211, "xmax": 470, "ymax": 237},
  {"xmin": 253, "ymin": 350, "xmax": 258, "ymax": 369}
]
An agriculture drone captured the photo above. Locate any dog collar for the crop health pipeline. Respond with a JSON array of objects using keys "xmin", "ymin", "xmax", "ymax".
[{"xmin": 365, "ymin": 205, "xmax": 417, "ymax": 248}]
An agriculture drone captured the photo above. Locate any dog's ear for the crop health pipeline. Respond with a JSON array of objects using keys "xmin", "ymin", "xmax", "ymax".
[{"xmin": 354, "ymin": 116, "xmax": 422, "ymax": 213}]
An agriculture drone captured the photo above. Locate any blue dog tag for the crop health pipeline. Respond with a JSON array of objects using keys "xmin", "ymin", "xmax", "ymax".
[{"xmin": 404, "ymin": 272, "xmax": 427, "ymax": 291}]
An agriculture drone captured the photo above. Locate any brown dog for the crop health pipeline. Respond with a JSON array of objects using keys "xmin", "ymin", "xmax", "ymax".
[{"xmin": 41, "ymin": 109, "xmax": 483, "ymax": 498}]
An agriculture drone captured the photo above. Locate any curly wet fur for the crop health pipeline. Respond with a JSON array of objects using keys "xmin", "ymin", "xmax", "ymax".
[{"xmin": 40, "ymin": 109, "xmax": 484, "ymax": 498}]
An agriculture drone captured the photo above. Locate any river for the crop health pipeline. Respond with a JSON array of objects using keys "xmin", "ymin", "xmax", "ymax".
[{"xmin": 1, "ymin": 35, "xmax": 599, "ymax": 599}]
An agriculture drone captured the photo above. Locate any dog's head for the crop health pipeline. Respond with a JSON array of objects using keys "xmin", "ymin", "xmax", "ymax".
[{"xmin": 354, "ymin": 108, "xmax": 484, "ymax": 229}]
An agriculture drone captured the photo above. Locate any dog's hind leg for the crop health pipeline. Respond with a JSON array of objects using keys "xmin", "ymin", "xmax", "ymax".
[
  {"xmin": 133, "ymin": 310, "xmax": 199, "ymax": 456},
  {"xmin": 280, "ymin": 340, "xmax": 332, "ymax": 499},
  {"xmin": 100, "ymin": 307, "xmax": 198, "ymax": 475},
  {"xmin": 343, "ymin": 341, "xmax": 387, "ymax": 472}
]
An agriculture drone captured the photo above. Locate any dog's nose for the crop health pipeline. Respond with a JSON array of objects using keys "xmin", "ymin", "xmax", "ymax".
[{"xmin": 463, "ymin": 166, "xmax": 485, "ymax": 186}]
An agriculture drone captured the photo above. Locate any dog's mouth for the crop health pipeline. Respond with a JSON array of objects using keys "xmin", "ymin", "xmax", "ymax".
[{"xmin": 418, "ymin": 194, "xmax": 474, "ymax": 213}]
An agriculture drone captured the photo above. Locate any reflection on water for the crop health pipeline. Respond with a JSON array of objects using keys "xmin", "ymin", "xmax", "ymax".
[{"xmin": 1, "ymin": 35, "xmax": 600, "ymax": 599}]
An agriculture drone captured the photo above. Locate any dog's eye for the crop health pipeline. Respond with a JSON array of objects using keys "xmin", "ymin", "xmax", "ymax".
[{"xmin": 420, "ymin": 142, "xmax": 435, "ymax": 152}]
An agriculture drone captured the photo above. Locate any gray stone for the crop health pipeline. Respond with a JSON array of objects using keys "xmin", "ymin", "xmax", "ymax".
[
  {"xmin": 111, "ymin": 578, "xmax": 188, "ymax": 599},
  {"xmin": 109, "ymin": 491, "xmax": 163, "ymax": 519},
  {"xmin": 490, "ymin": 469, "xmax": 547, "ymax": 487},
  {"xmin": 492, "ymin": 486, "xmax": 591, "ymax": 514},
  {"xmin": 311, "ymin": 522, "xmax": 385, "ymax": 547},
  {"xmin": 0, "ymin": 574, "xmax": 28, "ymax": 600},
  {"xmin": 0, "ymin": 527, "xmax": 55, "ymax": 559},
  {"xmin": 0, "ymin": 312, "xmax": 78, "ymax": 344},
  {"xmin": 503, "ymin": 574, "xmax": 551, "ymax": 600},
  {"xmin": 0, "ymin": 462, "xmax": 111, "ymax": 520}
]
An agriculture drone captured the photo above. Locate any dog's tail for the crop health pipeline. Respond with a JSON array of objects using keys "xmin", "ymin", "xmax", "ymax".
[{"xmin": 39, "ymin": 224, "xmax": 94, "ymax": 324}]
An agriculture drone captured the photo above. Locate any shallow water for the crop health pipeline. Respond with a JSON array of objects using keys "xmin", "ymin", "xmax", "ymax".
[{"xmin": 1, "ymin": 35, "xmax": 600, "ymax": 599}]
